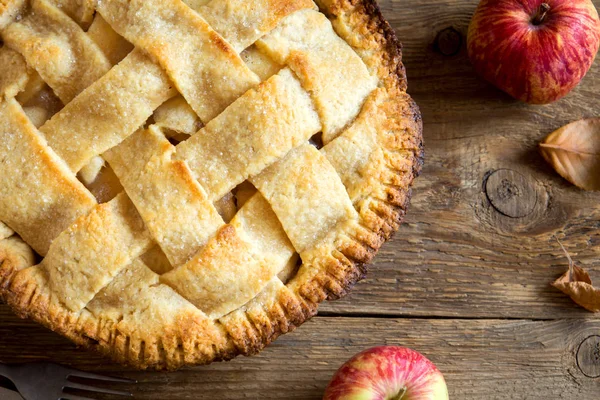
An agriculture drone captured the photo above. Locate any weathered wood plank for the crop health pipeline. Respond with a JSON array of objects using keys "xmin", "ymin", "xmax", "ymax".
[
  {"xmin": 319, "ymin": 0, "xmax": 600, "ymax": 319},
  {"xmin": 0, "ymin": 309, "xmax": 598, "ymax": 399}
]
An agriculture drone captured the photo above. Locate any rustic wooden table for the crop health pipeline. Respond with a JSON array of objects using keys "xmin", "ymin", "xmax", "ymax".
[{"xmin": 2, "ymin": 0, "xmax": 600, "ymax": 398}]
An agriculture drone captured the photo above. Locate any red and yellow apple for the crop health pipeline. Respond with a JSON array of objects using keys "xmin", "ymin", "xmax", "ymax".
[
  {"xmin": 323, "ymin": 346, "xmax": 448, "ymax": 400},
  {"xmin": 467, "ymin": 0, "xmax": 600, "ymax": 104}
]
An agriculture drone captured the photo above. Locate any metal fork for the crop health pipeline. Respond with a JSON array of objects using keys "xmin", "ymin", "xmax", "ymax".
[{"xmin": 0, "ymin": 362, "xmax": 135, "ymax": 400}]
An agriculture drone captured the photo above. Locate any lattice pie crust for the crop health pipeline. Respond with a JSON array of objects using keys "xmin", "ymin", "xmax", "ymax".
[{"xmin": 0, "ymin": 0, "xmax": 422, "ymax": 369}]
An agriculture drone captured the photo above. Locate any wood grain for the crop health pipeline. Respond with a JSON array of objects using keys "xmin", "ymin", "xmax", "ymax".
[
  {"xmin": 2, "ymin": 0, "xmax": 600, "ymax": 398},
  {"xmin": 319, "ymin": 0, "xmax": 600, "ymax": 320},
  {"xmin": 0, "ymin": 309, "xmax": 598, "ymax": 399},
  {"xmin": 577, "ymin": 335, "xmax": 600, "ymax": 379}
]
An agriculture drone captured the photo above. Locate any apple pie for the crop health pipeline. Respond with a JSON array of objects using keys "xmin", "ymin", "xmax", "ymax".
[{"xmin": 0, "ymin": 0, "xmax": 422, "ymax": 369}]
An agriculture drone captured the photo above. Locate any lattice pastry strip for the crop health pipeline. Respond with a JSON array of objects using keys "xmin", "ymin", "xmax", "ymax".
[
  {"xmin": 0, "ymin": 99, "xmax": 97, "ymax": 255},
  {"xmin": 240, "ymin": 45, "xmax": 283, "ymax": 82},
  {"xmin": 195, "ymin": 0, "xmax": 316, "ymax": 53},
  {"xmin": 176, "ymin": 68, "xmax": 321, "ymax": 202},
  {"xmin": 257, "ymin": 9, "xmax": 377, "ymax": 143},
  {"xmin": 2, "ymin": 0, "xmax": 112, "ymax": 104},
  {"xmin": 161, "ymin": 194, "xmax": 295, "ymax": 319},
  {"xmin": 39, "ymin": 49, "xmax": 177, "ymax": 173},
  {"xmin": 96, "ymin": 0, "xmax": 261, "ymax": 123},
  {"xmin": 0, "ymin": 0, "xmax": 23, "ymax": 29},
  {"xmin": 86, "ymin": 14, "xmax": 134, "ymax": 66},
  {"xmin": 104, "ymin": 126, "xmax": 224, "ymax": 267},
  {"xmin": 252, "ymin": 143, "xmax": 359, "ymax": 256},
  {"xmin": 47, "ymin": 0, "xmax": 96, "ymax": 29},
  {"xmin": 0, "ymin": 47, "xmax": 30, "ymax": 100},
  {"xmin": 40, "ymin": 193, "xmax": 153, "ymax": 312}
]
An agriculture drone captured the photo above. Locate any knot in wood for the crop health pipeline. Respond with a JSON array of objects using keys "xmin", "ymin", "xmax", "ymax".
[
  {"xmin": 484, "ymin": 169, "xmax": 537, "ymax": 218},
  {"xmin": 435, "ymin": 27, "xmax": 462, "ymax": 56},
  {"xmin": 577, "ymin": 335, "xmax": 600, "ymax": 378},
  {"xmin": 497, "ymin": 179, "xmax": 520, "ymax": 200}
]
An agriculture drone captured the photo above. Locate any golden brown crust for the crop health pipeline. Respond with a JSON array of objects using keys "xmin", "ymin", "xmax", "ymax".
[
  {"xmin": 0, "ymin": 237, "xmax": 35, "ymax": 292},
  {"xmin": 0, "ymin": 0, "xmax": 423, "ymax": 370}
]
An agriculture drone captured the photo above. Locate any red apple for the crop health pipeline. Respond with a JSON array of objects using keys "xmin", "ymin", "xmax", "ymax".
[
  {"xmin": 323, "ymin": 346, "xmax": 448, "ymax": 400},
  {"xmin": 467, "ymin": 0, "xmax": 600, "ymax": 104}
]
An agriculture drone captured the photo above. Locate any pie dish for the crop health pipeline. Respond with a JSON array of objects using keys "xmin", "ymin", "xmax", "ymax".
[{"xmin": 0, "ymin": 0, "xmax": 422, "ymax": 370}]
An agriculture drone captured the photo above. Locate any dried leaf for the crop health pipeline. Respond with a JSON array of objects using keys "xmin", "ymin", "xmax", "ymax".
[
  {"xmin": 539, "ymin": 118, "xmax": 600, "ymax": 191},
  {"xmin": 552, "ymin": 266, "xmax": 600, "ymax": 312},
  {"xmin": 551, "ymin": 239, "xmax": 600, "ymax": 312}
]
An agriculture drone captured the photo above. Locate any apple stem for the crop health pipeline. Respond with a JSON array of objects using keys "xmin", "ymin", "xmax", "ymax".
[
  {"xmin": 532, "ymin": 3, "xmax": 550, "ymax": 25},
  {"xmin": 390, "ymin": 387, "xmax": 407, "ymax": 400}
]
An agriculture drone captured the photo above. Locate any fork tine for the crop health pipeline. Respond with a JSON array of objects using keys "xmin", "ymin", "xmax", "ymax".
[
  {"xmin": 67, "ymin": 371, "xmax": 136, "ymax": 383},
  {"xmin": 64, "ymin": 382, "xmax": 133, "ymax": 397}
]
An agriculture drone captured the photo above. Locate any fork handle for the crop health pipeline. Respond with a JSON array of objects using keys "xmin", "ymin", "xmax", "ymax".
[
  {"xmin": 0, "ymin": 362, "xmax": 14, "ymax": 380},
  {"xmin": 0, "ymin": 387, "xmax": 23, "ymax": 400}
]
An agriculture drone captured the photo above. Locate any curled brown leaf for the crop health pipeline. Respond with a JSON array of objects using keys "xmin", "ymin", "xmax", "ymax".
[
  {"xmin": 552, "ymin": 266, "xmax": 600, "ymax": 312},
  {"xmin": 539, "ymin": 118, "xmax": 600, "ymax": 191},
  {"xmin": 551, "ymin": 239, "xmax": 600, "ymax": 312}
]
